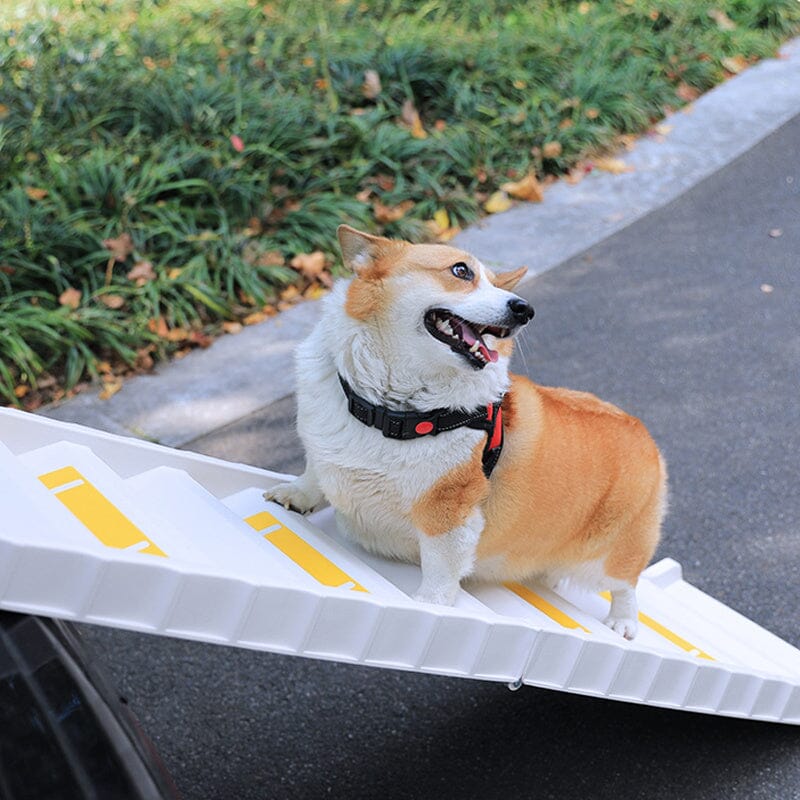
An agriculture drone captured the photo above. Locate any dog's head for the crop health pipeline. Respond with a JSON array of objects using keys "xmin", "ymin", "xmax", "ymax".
[{"xmin": 337, "ymin": 225, "xmax": 533, "ymax": 374}]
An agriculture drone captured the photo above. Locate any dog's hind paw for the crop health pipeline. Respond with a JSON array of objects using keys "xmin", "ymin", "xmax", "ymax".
[
  {"xmin": 604, "ymin": 614, "xmax": 638, "ymax": 641},
  {"xmin": 263, "ymin": 480, "xmax": 324, "ymax": 515}
]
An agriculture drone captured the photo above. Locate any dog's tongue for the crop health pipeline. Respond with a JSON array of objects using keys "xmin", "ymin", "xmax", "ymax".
[{"xmin": 460, "ymin": 321, "xmax": 499, "ymax": 363}]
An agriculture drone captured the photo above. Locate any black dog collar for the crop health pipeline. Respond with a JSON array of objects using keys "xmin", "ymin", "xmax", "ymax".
[{"xmin": 339, "ymin": 375, "xmax": 504, "ymax": 478}]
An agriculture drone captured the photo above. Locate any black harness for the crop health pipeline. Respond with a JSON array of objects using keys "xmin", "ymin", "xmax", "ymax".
[{"xmin": 339, "ymin": 375, "xmax": 505, "ymax": 478}]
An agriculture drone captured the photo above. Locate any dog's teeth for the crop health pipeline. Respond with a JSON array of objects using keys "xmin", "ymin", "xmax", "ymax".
[{"xmin": 470, "ymin": 342, "xmax": 480, "ymax": 353}]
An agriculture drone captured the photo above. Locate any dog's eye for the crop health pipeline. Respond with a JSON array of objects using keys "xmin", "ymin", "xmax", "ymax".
[{"xmin": 450, "ymin": 262, "xmax": 474, "ymax": 281}]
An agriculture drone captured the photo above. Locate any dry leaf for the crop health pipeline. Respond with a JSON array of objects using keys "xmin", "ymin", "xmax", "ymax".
[
  {"xmin": 592, "ymin": 157, "xmax": 634, "ymax": 175},
  {"xmin": 721, "ymin": 55, "xmax": 748, "ymax": 75},
  {"xmin": 708, "ymin": 8, "xmax": 736, "ymax": 30},
  {"xmin": 135, "ymin": 347, "xmax": 155, "ymax": 371},
  {"xmin": 362, "ymin": 69, "xmax": 381, "ymax": 99},
  {"xmin": 373, "ymin": 199, "xmax": 414, "ymax": 223},
  {"xmin": 99, "ymin": 378, "xmax": 123, "ymax": 400},
  {"xmin": 356, "ymin": 187, "xmax": 373, "ymax": 203},
  {"xmin": 303, "ymin": 284, "xmax": 329, "ymax": 301},
  {"xmin": 760, "ymin": 284, "xmax": 774, "ymax": 294},
  {"xmin": 585, "ymin": 107, "xmax": 600, "ymax": 120},
  {"xmin": 768, "ymin": 228, "xmax": 783, "ymax": 238},
  {"xmin": 279, "ymin": 285, "xmax": 301, "ymax": 303},
  {"xmin": 676, "ymin": 82, "xmax": 700, "ymax": 102},
  {"xmin": 483, "ymin": 191, "xmax": 513, "ymax": 214},
  {"xmin": 0, "ymin": 265, "xmax": 16, "ymax": 275},
  {"xmin": 98, "ymin": 294, "xmax": 125, "ymax": 309},
  {"xmin": 434, "ymin": 119, "xmax": 447, "ymax": 132},
  {"xmin": 230, "ymin": 134, "xmax": 245, "ymax": 152},
  {"xmin": 243, "ymin": 311, "xmax": 267, "ymax": 325},
  {"xmin": 59, "ymin": 287, "xmax": 81, "ymax": 309},
  {"xmin": 652, "ymin": 123, "xmax": 673, "ymax": 136},
  {"xmin": 147, "ymin": 316, "xmax": 169, "ymax": 338},
  {"xmin": 25, "ymin": 187, "xmax": 48, "ymax": 201},
  {"xmin": 501, "ymin": 173, "xmax": 544, "ymax": 202},
  {"xmin": 433, "ymin": 208, "xmax": 450, "ymax": 231},
  {"xmin": 188, "ymin": 330, "xmax": 213, "ymax": 348},
  {"xmin": 222, "ymin": 321, "xmax": 243, "ymax": 334},
  {"xmin": 0, "ymin": 104, "xmax": 9, "ymax": 119},
  {"xmin": 127, "ymin": 260, "xmax": 156, "ymax": 286},
  {"xmin": 103, "ymin": 233, "xmax": 134, "ymax": 262},
  {"xmin": 542, "ymin": 141, "xmax": 562, "ymax": 159},
  {"xmin": 13, "ymin": 385, "xmax": 29, "ymax": 399},
  {"xmin": 400, "ymin": 99, "xmax": 427, "ymax": 139},
  {"xmin": 290, "ymin": 250, "xmax": 331, "ymax": 286}
]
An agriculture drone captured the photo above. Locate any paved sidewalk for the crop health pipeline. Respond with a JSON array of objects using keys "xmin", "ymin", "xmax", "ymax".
[{"xmin": 43, "ymin": 36, "xmax": 800, "ymax": 450}]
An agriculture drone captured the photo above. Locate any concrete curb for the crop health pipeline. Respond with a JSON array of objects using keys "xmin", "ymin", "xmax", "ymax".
[{"xmin": 42, "ymin": 36, "xmax": 800, "ymax": 445}]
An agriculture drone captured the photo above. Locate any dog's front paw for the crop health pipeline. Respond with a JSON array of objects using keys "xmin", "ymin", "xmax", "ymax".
[
  {"xmin": 604, "ymin": 614, "xmax": 638, "ymax": 641},
  {"xmin": 412, "ymin": 583, "xmax": 459, "ymax": 607},
  {"xmin": 263, "ymin": 481, "xmax": 324, "ymax": 515}
]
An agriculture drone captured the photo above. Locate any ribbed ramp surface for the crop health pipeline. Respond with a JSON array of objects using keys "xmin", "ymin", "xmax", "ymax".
[{"xmin": 0, "ymin": 408, "xmax": 798, "ymax": 724}]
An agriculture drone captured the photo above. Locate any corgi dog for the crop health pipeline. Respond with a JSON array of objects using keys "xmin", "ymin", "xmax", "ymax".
[{"xmin": 265, "ymin": 225, "xmax": 667, "ymax": 639}]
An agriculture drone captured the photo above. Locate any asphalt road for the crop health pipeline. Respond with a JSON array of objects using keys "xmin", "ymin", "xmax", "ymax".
[{"xmin": 80, "ymin": 114, "xmax": 800, "ymax": 800}]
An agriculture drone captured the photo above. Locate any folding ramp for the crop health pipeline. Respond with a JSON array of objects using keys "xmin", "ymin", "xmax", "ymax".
[{"xmin": 0, "ymin": 407, "xmax": 798, "ymax": 725}]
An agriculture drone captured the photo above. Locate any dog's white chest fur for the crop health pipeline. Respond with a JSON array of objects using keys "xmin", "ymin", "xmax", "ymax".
[{"xmin": 293, "ymin": 301, "xmax": 486, "ymax": 562}]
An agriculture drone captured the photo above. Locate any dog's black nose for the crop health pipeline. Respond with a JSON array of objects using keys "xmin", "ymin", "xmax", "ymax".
[{"xmin": 507, "ymin": 297, "xmax": 535, "ymax": 324}]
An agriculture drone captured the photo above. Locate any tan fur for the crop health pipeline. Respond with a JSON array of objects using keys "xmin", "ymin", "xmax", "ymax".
[
  {"xmin": 478, "ymin": 375, "xmax": 666, "ymax": 583},
  {"xmin": 412, "ymin": 442, "xmax": 489, "ymax": 536}
]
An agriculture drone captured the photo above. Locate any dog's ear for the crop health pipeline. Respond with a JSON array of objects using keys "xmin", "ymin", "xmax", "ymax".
[
  {"xmin": 337, "ymin": 225, "xmax": 393, "ymax": 277},
  {"xmin": 491, "ymin": 266, "xmax": 528, "ymax": 291}
]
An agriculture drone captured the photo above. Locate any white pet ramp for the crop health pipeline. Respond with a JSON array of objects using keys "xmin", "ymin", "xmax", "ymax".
[{"xmin": 0, "ymin": 408, "xmax": 798, "ymax": 724}]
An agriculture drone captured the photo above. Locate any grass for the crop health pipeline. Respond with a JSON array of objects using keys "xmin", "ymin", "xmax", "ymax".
[{"xmin": 1, "ymin": 0, "xmax": 798, "ymax": 406}]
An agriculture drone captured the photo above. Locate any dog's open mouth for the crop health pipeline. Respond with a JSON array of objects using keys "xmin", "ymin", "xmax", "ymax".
[{"xmin": 423, "ymin": 309, "xmax": 512, "ymax": 370}]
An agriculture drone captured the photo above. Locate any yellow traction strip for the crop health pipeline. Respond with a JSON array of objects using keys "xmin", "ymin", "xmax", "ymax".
[
  {"xmin": 506, "ymin": 582, "xmax": 592, "ymax": 633},
  {"xmin": 245, "ymin": 510, "xmax": 367, "ymax": 593},
  {"xmin": 600, "ymin": 591, "xmax": 714, "ymax": 660},
  {"xmin": 39, "ymin": 466, "xmax": 166, "ymax": 557}
]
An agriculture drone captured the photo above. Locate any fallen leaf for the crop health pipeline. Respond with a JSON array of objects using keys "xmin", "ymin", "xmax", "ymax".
[
  {"xmin": 188, "ymin": 330, "xmax": 213, "ymax": 348},
  {"xmin": 58, "ymin": 287, "xmax": 81, "ymax": 309},
  {"xmin": 147, "ymin": 316, "xmax": 169, "ymax": 338},
  {"xmin": 135, "ymin": 347, "xmax": 155, "ymax": 371},
  {"xmin": 721, "ymin": 55, "xmax": 748, "ymax": 75},
  {"xmin": 168, "ymin": 267, "xmax": 183, "ymax": 280},
  {"xmin": 483, "ymin": 191, "xmax": 513, "ymax": 214},
  {"xmin": 434, "ymin": 119, "xmax": 447, "ymax": 132},
  {"xmin": 230, "ymin": 134, "xmax": 245, "ymax": 152},
  {"xmin": 13, "ymin": 385, "xmax": 29, "ymax": 399},
  {"xmin": 501, "ymin": 173, "xmax": 544, "ymax": 202},
  {"xmin": 303, "ymin": 284, "xmax": 329, "ymax": 301},
  {"xmin": 256, "ymin": 251, "xmax": 285, "ymax": 270},
  {"xmin": 356, "ymin": 187, "xmax": 373, "ymax": 203},
  {"xmin": 98, "ymin": 378, "xmax": 123, "ymax": 400},
  {"xmin": 98, "ymin": 294, "xmax": 125, "ymax": 309},
  {"xmin": 433, "ymin": 208, "xmax": 450, "ymax": 231},
  {"xmin": 400, "ymin": 99, "xmax": 427, "ymax": 139},
  {"xmin": 25, "ymin": 187, "xmax": 48, "ymax": 201},
  {"xmin": 290, "ymin": 251, "xmax": 330, "ymax": 285},
  {"xmin": 373, "ymin": 199, "xmax": 414, "ymax": 224},
  {"xmin": 362, "ymin": 69, "xmax": 381, "ymax": 99},
  {"xmin": 243, "ymin": 311, "xmax": 267, "ymax": 325},
  {"xmin": 585, "ymin": 107, "xmax": 600, "ymax": 120},
  {"xmin": 558, "ymin": 118, "xmax": 574, "ymax": 130},
  {"xmin": 0, "ymin": 265, "xmax": 15, "ymax": 275},
  {"xmin": 127, "ymin": 260, "xmax": 156, "ymax": 286},
  {"xmin": 103, "ymin": 233, "xmax": 134, "ymax": 262},
  {"xmin": 652, "ymin": 123, "xmax": 673, "ymax": 136},
  {"xmin": 676, "ymin": 82, "xmax": 700, "ymax": 102},
  {"xmin": 708, "ymin": 8, "xmax": 736, "ymax": 30},
  {"xmin": 542, "ymin": 141, "xmax": 562, "ymax": 159},
  {"xmin": 222, "ymin": 321, "xmax": 243, "ymax": 334},
  {"xmin": 592, "ymin": 157, "xmax": 635, "ymax": 175},
  {"xmin": 0, "ymin": 104, "xmax": 9, "ymax": 119},
  {"xmin": 769, "ymin": 228, "xmax": 783, "ymax": 238},
  {"xmin": 760, "ymin": 283, "xmax": 774, "ymax": 294},
  {"xmin": 279, "ymin": 285, "xmax": 302, "ymax": 302}
]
